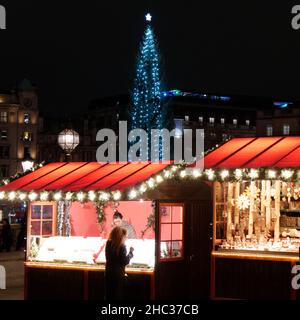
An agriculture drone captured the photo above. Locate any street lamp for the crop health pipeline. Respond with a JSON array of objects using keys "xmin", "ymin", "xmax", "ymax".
[
  {"xmin": 22, "ymin": 153, "xmax": 34, "ymax": 172},
  {"xmin": 58, "ymin": 129, "xmax": 80, "ymax": 160}
]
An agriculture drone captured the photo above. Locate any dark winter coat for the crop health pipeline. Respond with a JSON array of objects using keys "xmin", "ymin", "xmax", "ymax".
[{"xmin": 105, "ymin": 239, "xmax": 133, "ymax": 300}]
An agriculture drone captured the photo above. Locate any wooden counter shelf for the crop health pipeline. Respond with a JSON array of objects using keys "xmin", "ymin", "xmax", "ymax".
[
  {"xmin": 211, "ymin": 250, "xmax": 300, "ymax": 300},
  {"xmin": 212, "ymin": 250, "xmax": 300, "ymax": 262},
  {"xmin": 24, "ymin": 261, "xmax": 155, "ymax": 300},
  {"xmin": 25, "ymin": 261, "xmax": 154, "ymax": 274}
]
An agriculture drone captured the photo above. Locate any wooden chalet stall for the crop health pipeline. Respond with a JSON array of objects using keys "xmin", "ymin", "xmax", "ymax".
[
  {"xmin": 204, "ymin": 136, "xmax": 300, "ymax": 300},
  {"xmin": 0, "ymin": 161, "xmax": 213, "ymax": 300}
]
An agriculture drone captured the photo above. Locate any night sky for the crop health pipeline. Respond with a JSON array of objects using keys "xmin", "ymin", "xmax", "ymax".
[{"xmin": 0, "ymin": 0, "xmax": 299, "ymax": 115}]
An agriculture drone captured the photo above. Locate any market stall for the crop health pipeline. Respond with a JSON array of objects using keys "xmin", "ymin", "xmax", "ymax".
[
  {"xmin": 0, "ymin": 161, "xmax": 213, "ymax": 300},
  {"xmin": 203, "ymin": 136, "xmax": 300, "ymax": 299}
]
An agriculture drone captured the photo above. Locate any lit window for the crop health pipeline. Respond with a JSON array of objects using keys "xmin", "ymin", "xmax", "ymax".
[
  {"xmin": 199, "ymin": 116, "xmax": 203, "ymax": 123},
  {"xmin": 174, "ymin": 119, "xmax": 183, "ymax": 139},
  {"xmin": 0, "ymin": 130, "xmax": 7, "ymax": 140},
  {"xmin": 209, "ymin": 117, "xmax": 215, "ymax": 124},
  {"xmin": 233, "ymin": 119, "xmax": 237, "ymax": 125},
  {"xmin": 246, "ymin": 120, "xmax": 250, "ymax": 126},
  {"xmin": 184, "ymin": 115, "xmax": 189, "ymax": 121},
  {"xmin": 24, "ymin": 113, "xmax": 30, "ymax": 124},
  {"xmin": 0, "ymin": 111, "xmax": 8, "ymax": 123},
  {"xmin": 30, "ymin": 204, "xmax": 55, "ymax": 237},
  {"xmin": 266, "ymin": 125, "xmax": 273, "ymax": 136},
  {"xmin": 22, "ymin": 132, "xmax": 32, "ymax": 142},
  {"xmin": 222, "ymin": 133, "xmax": 228, "ymax": 140},
  {"xmin": 0, "ymin": 165, "xmax": 9, "ymax": 178},
  {"xmin": 220, "ymin": 118, "xmax": 225, "ymax": 124},
  {"xmin": 159, "ymin": 203, "xmax": 184, "ymax": 260},
  {"xmin": 283, "ymin": 124, "xmax": 290, "ymax": 135},
  {"xmin": 0, "ymin": 146, "xmax": 9, "ymax": 159}
]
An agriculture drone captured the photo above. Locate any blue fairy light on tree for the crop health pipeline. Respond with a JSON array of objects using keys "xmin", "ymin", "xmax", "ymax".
[{"xmin": 129, "ymin": 13, "xmax": 166, "ymax": 161}]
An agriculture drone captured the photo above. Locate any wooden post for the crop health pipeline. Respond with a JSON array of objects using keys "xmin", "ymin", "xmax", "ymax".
[
  {"xmin": 274, "ymin": 180, "xmax": 281, "ymax": 241},
  {"xmin": 248, "ymin": 181, "xmax": 255, "ymax": 236},
  {"xmin": 227, "ymin": 182, "xmax": 234, "ymax": 242},
  {"xmin": 234, "ymin": 182, "xmax": 240, "ymax": 226},
  {"xmin": 265, "ymin": 180, "xmax": 271, "ymax": 230}
]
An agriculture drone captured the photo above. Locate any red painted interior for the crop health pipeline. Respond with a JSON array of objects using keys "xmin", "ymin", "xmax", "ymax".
[{"xmin": 70, "ymin": 201, "xmax": 155, "ymax": 239}]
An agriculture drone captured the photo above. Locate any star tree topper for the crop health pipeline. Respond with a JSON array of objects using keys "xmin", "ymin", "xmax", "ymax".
[{"xmin": 145, "ymin": 13, "xmax": 152, "ymax": 22}]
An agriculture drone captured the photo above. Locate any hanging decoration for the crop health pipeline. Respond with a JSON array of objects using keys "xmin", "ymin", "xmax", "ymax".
[
  {"xmin": 57, "ymin": 201, "xmax": 65, "ymax": 236},
  {"xmin": 64, "ymin": 200, "xmax": 72, "ymax": 236},
  {"xmin": 95, "ymin": 201, "xmax": 107, "ymax": 224},
  {"xmin": 237, "ymin": 194, "xmax": 251, "ymax": 210},
  {"xmin": 141, "ymin": 201, "xmax": 156, "ymax": 238}
]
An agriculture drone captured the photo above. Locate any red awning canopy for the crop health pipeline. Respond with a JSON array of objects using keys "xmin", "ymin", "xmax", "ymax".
[
  {"xmin": 0, "ymin": 162, "xmax": 169, "ymax": 192},
  {"xmin": 204, "ymin": 136, "xmax": 300, "ymax": 169}
]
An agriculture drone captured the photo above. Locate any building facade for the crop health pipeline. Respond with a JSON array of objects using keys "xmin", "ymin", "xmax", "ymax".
[
  {"xmin": 37, "ymin": 90, "xmax": 300, "ymax": 163},
  {"xmin": 0, "ymin": 79, "xmax": 39, "ymax": 178},
  {"xmin": 256, "ymin": 101, "xmax": 300, "ymax": 137}
]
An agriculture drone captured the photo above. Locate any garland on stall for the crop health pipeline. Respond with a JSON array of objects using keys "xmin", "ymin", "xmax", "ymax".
[
  {"xmin": 0, "ymin": 163, "xmax": 185, "ymax": 203},
  {"xmin": 177, "ymin": 167, "xmax": 300, "ymax": 182},
  {"xmin": 2, "ymin": 165, "xmax": 300, "ymax": 205},
  {"xmin": 0, "ymin": 162, "xmax": 45, "ymax": 187}
]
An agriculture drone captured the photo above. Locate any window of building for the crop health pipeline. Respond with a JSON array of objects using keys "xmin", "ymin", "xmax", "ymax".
[
  {"xmin": 199, "ymin": 116, "xmax": 203, "ymax": 123},
  {"xmin": 22, "ymin": 132, "xmax": 32, "ymax": 142},
  {"xmin": 222, "ymin": 133, "xmax": 228, "ymax": 140},
  {"xmin": 174, "ymin": 119, "xmax": 183, "ymax": 139},
  {"xmin": 266, "ymin": 125, "xmax": 273, "ymax": 136},
  {"xmin": 0, "ymin": 130, "xmax": 7, "ymax": 140},
  {"xmin": 0, "ymin": 146, "xmax": 9, "ymax": 159},
  {"xmin": 220, "ymin": 118, "xmax": 225, "ymax": 125},
  {"xmin": 159, "ymin": 203, "xmax": 184, "ymax": 261},
  {"xmin": 283, "ymin": 124, "xmax": 290, "ymax": 135},
  {"xmin": 0, "ymin": 165, "xmax": 9, "ymax": 178},
  {"xmin": 209, "ymin": 117, "xmax": 215, "ymax": 124},
  {"xmin": 233, "ymin": 119, "xmax": 237, "ymax": 125},
  {"xmin": 30, "ymin": 203, "xmax": 55, "ymax": 237},
  {"xmin": 0, "ymin": 111, "xmax": 8, "ymax": 123},
  {"xmin": 184, "ymin": 115, "xmax": 189, "ymax": 122},
  {"xmin": 246, "ymin": 120, "xmax": 250, "ymax": 126},
  {"xmin": 24, "ymin": 113, "xmax": 30, "ymax": 124}
]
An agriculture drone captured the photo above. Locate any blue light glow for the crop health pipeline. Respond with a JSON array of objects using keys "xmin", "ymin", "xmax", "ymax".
[
  {"xmin": 161, "ymin": 90, "xmax": 231, "ymax": 102},
  {"xmin": 273, "ymin": 101, "xmax": 293, "ymax": 108}
]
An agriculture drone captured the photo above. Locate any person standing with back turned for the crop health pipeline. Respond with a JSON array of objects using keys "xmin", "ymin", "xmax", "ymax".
[{"xmin": 105, "ymin": 226, "xmax": 134, "ymax": 300}]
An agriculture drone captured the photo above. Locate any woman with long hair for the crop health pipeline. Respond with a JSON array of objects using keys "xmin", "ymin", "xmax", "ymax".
[{"xmin": 105, "ymin": 226, "xmax": 134, "ymax": 300}]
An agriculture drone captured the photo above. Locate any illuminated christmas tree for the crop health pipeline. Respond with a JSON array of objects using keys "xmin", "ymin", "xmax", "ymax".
[{"xmin": 129, "ymin": 13, "xmax": 164, "ymax": 160}]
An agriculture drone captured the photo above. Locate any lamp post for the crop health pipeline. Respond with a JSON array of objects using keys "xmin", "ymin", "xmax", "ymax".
[
  {"xmin": 58, "ymin": 129, "xmax": 80, "ymax": 161},
  {"xmin": 22, "ymin": 153, "xmax": 34, "ymax": 172}
]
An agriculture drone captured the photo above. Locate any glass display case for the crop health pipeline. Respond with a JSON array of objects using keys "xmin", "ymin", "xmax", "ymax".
[
  {"xmin": 214, "ymin": 180, "xmax": 300, "ymax": 256},
  {"xmin": 29, "ymin": 236, "xmax": 155, "ymax": 268}
]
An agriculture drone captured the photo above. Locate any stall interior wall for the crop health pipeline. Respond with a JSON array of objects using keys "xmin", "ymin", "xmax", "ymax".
[{"xmin": 70, "ymin": 201, "xmax": 155, "ymax": 239}]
